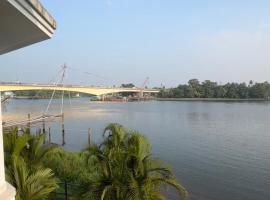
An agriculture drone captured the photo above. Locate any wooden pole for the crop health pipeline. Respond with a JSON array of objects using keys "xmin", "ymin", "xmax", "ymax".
[
  {"xmin": 42, "ymin": 116, "xmax": 45, "ymax": 135},
  {"xmin": 48, "ymin": 127, "xmax": 51, "ymax": 144},
  {"xmin": 88, "ymin": 128, "xmax": 91, "ymax": 147},
  {"xmin": 27, "ymin": 113, "xmax": 31, "ymax": 130},
  {"xmin": 61, "ymin": 113, "xmax": 65, "ymax": 146},
  {"xmin": 64, "ymin": 180, "xmax": 68, "ymax": 200}
]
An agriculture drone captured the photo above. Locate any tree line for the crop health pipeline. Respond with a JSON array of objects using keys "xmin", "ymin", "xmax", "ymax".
[
  {"xmin": 158, "ymin": 79, "xmax": 270, "ymax": 99},
  {"xmin": 13, "ymin": 90, "xmax": 92, "ymax": 98}
]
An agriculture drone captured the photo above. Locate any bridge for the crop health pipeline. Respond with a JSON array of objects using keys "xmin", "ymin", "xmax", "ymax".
[{"xmin": 0, "ymin": 83, "xmax": 159, "ymax": 96}]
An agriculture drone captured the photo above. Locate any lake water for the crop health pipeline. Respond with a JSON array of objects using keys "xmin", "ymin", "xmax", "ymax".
[{"xmin": 2, "ymin": 99, "xmax": 270, "ymax": 200}]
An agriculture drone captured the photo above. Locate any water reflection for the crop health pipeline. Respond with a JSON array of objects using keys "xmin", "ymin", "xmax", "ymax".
[{"xmin": 3, "ymin": 99, "xmax": 270, "ymax": 200}]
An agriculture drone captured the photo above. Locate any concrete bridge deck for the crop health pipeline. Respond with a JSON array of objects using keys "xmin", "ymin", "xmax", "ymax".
[{"xmin": 0, "ymin": 83, "xmax": 159, "ymax": 96}]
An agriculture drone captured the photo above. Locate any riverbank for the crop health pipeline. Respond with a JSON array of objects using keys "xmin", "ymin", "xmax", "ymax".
[
  {"xmin": 11, "ymin": 96, "xmax": 270, "ymax": 102},
  {"xmin": 14, "ymin": 96, "xmax": 81, "ymax": 99},
  {"xmin": 156, "ymin": 98, "xmax": 270, "ymax": 102}
]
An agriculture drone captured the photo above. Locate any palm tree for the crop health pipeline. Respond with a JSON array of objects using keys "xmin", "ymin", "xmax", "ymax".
[
  {"xmin": 125, "ymin": 133, "xmax": 187, "ymax": 200},
  {"xmin": 82, "ymin": 123, "xmax": 188, "ymax": 200},
  {"xmin": 10, "ymin": 156, "xmax": 58, "ymax": 200},
  {"xmin": 3, "ymin": 128, "xmax": 58, "ymax": 200},
  {"xmin": 4, "ymin": 128, "xmax": 33, "ymax": 179},
  {"xmin": 23, "ymin": 133, "xmax": 54, "ymax": 170}
]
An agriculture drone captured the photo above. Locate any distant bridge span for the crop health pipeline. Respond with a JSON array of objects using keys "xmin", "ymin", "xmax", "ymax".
[{"xmin": 0, "ymin": 84, "xmax": 159, "ymax": 96}]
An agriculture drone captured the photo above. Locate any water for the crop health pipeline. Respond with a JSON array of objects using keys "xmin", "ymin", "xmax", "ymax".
[{"xmin": 3, "ymin": 98, "xmax": 270, "ymax": 200}]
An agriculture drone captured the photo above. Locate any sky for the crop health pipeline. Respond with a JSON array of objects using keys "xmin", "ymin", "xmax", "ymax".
[{"xmin": 1, "ymin": 0, "xmax": 270, "ymax": 87}]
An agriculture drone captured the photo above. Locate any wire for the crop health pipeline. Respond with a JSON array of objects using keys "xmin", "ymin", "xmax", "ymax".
[
  {"xmin": 4, "ymin": 65, "xmax": 70, "ymax": 130},
  {"xmin": 68, "ymin": 67, "xmax": 109, "ymax": 80},
  {"xmin": 44, "ymin": 64, "xmax": 66, "ymax": 114},
  {"xmin": 44, "ymin": 88, "xmax": 57, "ymax": 114},
  {"xmin": 68, "ymin": 91, "xmax": 72, "ymax": 106},
  {"xmin": 3, "ymin": 114, "xmax": 61, "ymax": 128},
  {"xmin": 30, "ymin": 68, "xmax": 63, "ymax": 100},
  {"xmin": 61, "ymin": 90, "xmax": 64, "ymax": 114}
]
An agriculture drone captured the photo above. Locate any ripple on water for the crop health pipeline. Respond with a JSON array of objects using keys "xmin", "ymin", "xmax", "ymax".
[{"xmin": 3, "ymin": 99, "xmax": 270, "ymax": 200}]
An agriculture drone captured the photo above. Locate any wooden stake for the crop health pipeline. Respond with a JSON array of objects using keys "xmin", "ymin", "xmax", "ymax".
[
  {"xmin": 42, "ymin": 116, "xmax": 45, "ymax": 135},
  {"xmin": 48, "ymin": 127, "xmax": 51, "ymax": 144},
  {"xmin": 27, "ymin": 113, "xmax": 31, "ymax": 130},
  {"xmin": 62, "ymin": 113, "xmax": 65, "ymax": 146},
  {"xmin": 88, "ymin": 128, "xmax": 91, "ymax": 147}
]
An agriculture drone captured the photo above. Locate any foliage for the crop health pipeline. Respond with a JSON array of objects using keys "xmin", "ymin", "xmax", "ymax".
[
  {"xmin": 79, "ymin": 124, "xmax": 188, "ymax": 200},
  {"xmin": 11, "ymin": 157, "xmax": 57, "ymax": 200},
  {"xmin": 4, "ymin": 128, "xmax": 58, "ymax": 200},
  {"xmin": 13, "ymin": 90, "xmax": 93, "ymax": 99},
  {"xmin": 43, "ymin": 148, "xmax": 99, "ymax": 187},
  {"xmin": 158, "ymin": 79, "xmax": 270, "ymax": 99},
  {"xmin": 5, "ymin": 125, "xmax": 188, "ymax": 200},
  {"xmin": 120, "ymin": 83, "xmax": 136, "ymax": 97},
  {"xmin": 121, "ymin": 83, "xmax": 135, "ymax": 88}
]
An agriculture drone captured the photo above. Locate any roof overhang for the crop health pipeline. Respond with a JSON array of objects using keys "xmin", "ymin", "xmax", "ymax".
[{"xmin": 0, "ymin": 0, "xmax": 57, "ymax": 55}]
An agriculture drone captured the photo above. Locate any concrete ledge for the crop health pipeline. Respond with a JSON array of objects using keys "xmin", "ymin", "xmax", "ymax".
[
  {"xmin": 9, "ymin": 0, "xmax": 56, "ymax": 35},
  {"xmin": 0, "ymin": 182, "xmax": 16, "ymax": 200},
  {"xmin": 0, "ymin": 0, "xmax": 57, "ymax": 54},
  {"xmin": 26, "ymin": 0, "xmax": 57, "ymax": 29}
]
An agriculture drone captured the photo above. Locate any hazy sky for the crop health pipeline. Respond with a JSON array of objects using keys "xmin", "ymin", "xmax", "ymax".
[{"xmin": 1, "ymin": 0, "xmax": 270, "ymax": 87}]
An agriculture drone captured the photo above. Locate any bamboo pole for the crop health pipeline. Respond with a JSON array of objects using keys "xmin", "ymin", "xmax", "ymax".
[
  {"xmin": 42, "ymin": 116, "xmax": 45, "ymax": 135},
  {"xmin": 88, "ymin": 128, "xmax": 91, "ymax": 147},
  {"xmin": 27, "ymin": 113, "xmax": 31, "ymax": 130},
  {"xmin": 48, "ymin": 127, "xmax": 51, "ymax": 144},
  {"xmin": 61, "ymin": 113, "xmax": 65, "ymax": 146}
]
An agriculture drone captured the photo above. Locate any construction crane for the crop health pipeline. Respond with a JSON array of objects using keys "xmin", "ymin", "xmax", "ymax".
[{"xmin": 139, "ymin": 77, "xmax": 149, "ymax": 98}]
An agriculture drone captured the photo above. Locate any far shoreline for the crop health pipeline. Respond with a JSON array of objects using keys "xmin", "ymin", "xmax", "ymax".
[
  {"xmin": 156, "ymin": 98, "xmax": 270, "ymax": 102},
  {"xmin": 12, "ymin": 96, "xmax": 270, "ymax": 102}
]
